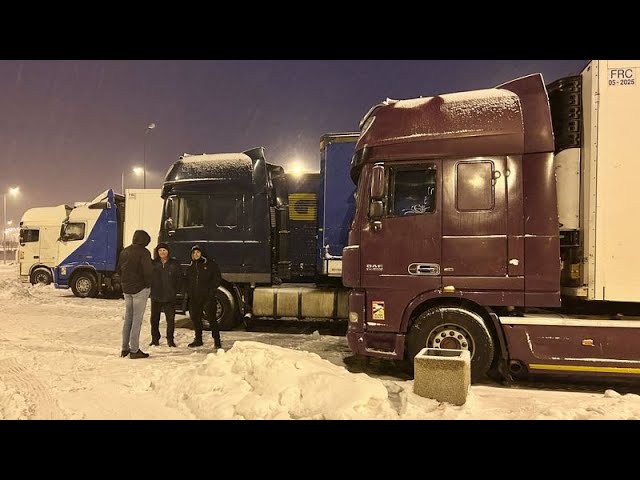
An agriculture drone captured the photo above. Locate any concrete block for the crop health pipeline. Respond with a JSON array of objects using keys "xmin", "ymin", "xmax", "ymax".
[{"xmin": 413, "ymin": 348, "xmax": 470, "ymax": 406}]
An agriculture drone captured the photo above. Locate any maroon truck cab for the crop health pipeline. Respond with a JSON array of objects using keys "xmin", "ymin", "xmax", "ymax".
[{"xmin": 343, "ymin": 74, "xmax": 561, "ymax": 381}]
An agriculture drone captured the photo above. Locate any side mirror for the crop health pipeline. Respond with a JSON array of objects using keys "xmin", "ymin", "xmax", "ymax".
[
  {"xmin": 165, "ymin": 218, "xmax": 175, "ymax": 234},
  {"xmin": 88, "ymin": 201, "xmax": 109, "ymax": 210},
  {"xmin": 370, "ymin": 164, "xmax": 385, "ymax": 201}
]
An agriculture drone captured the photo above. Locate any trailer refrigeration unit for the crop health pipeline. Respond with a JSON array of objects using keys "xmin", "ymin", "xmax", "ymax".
[
  {"xmin": 53, "ymin": 188, "xmax": 163, "ymax": 298},
  {"xmin": 159, "ymin": 134, "xmax": 359, "ymax": 330},
  {"xmin": 344, "ymin": 60, "xmax": 640, "ymax": 383}
]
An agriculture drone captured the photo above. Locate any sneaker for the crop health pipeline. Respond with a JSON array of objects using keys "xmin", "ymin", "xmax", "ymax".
[
  {"xmin": 167, "ymin": 339, "xmax": 176, "ymax": 348},
  {"xmin": 188, "ymin": 339, "xmax": 203, "ymax": 348},
  {"xmin": 120, "ymin": 350, "xmax": 130, "ymax": 358},
  {"xmin": 149, "ymin": 340, "xmax": 160, "ymax": 347},
  {"xmin": 130, "ymin": 350, "xmax": 149, "ymax": 359}
]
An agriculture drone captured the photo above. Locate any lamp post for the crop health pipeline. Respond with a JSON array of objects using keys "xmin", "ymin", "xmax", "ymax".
[
  {"xmin": 3, "ymin": 186, "xmax": 19, "ymax": 264},
  {"xmin": 143, "ymin": 123, "xmax": 156, "ymax": 189}
]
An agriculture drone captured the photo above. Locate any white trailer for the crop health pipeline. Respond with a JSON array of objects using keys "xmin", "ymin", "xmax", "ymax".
[
  {"xmin": 558, "ymin": 60, "xmax": 640, "ymax": 302},
  {"xmin": 122, "ymin": 189, "xmax": 163, "ymax": 255}
]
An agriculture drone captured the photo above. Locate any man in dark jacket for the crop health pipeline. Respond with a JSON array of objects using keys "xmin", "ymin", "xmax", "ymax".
[
  {"xmin": 185, "ymin": 245, "xmax": 222, "ymax": 349},
  {"xmin": 116, "ymin": 230, "xmax": 153, "ymax": 359},
  {"xmin": 150, "ymin": 242, "xmax": 182, "ymax": 347}
]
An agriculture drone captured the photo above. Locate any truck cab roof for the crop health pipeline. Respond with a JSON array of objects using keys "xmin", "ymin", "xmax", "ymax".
[{"xmin": 354, "ymin": 73, "xmax": 554, "ymax": 167}]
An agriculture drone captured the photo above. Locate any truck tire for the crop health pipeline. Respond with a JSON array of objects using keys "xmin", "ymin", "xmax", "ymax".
[
  {"xmin": 31, "ymin": 268, "xmax": 53, "ymax": 285},
  {"xmin": 71, "ymin": 271, "xmax": 98, "ymax": 298},
  {"xmin": 406, "ymin": 305, "xmax": 495, "ymax": 382},
  {"xmin": 203, "ymin": 287, "xmax": 238, "ymax": 331}
]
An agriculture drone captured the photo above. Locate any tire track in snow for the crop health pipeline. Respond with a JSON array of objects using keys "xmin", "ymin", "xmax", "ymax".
[{"xmin": 0, "ymin": 357, "xmax": 65, "ymax": 419}]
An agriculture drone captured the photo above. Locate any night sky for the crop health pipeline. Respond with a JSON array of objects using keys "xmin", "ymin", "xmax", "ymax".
[{"xmin": 0, "ymin": 60, "xmax": 587, "ymax": 223}]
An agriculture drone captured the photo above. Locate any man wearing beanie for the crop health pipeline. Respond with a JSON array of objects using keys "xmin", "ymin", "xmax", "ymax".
[
  {"xmin": 149, "ymin": 242, "xmax": 182, "ymax": 347},
  {"xmin": 185, "ymin": 245, "xmax": 222, "ymax": 349}
]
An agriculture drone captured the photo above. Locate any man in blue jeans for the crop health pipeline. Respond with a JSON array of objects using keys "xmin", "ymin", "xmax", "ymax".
[{"xmin": 116, "ymin": 230, "xmax": 153, "ymax": 359}]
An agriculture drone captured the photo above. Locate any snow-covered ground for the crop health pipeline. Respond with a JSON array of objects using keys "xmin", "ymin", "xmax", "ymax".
[{"xmin": 2, "ymin": 262, "xmax": 640, "ymax": 420}]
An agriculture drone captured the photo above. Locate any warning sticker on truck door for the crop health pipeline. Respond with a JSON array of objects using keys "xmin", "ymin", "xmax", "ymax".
[{"xmin": 372, "ymin": 301, "xmax": 385, "ymax": 321}]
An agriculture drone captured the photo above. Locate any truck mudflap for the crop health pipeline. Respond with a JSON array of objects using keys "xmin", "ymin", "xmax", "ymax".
[{"xmin": 347, "ymin": 330, "xmax": 405, "ymax": 359}]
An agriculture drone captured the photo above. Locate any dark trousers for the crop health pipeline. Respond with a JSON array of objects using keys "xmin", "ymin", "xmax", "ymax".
[
  {"xmin": 150, "ymin": 300, "xmax": 176, "ymax": 342},
  {"xmin": 190, "ymin": 296, "xmax": 221, "ymax": 342}
]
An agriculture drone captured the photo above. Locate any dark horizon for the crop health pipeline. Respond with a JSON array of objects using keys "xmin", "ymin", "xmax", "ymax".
[{"xmin": 0, "ymin": 59, "xmax": 587, "ymax": 222}]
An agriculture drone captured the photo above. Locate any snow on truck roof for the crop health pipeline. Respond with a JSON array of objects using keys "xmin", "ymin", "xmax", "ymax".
[
  {"xmin": 356, "ymin": 73, "xmax": 553, "ymax": 156},
  {"xmin": 20, "ymin": 205, "xmax": 72, "ymax": 225},
  {"xmin": 164, "ymin": 153, "xmax": 253, "ymax": 183}
]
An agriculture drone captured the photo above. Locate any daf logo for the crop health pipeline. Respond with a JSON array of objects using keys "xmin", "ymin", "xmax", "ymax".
[{"xmin": 366, "ymin": 264, "xmax": 383, "ymax": 272}]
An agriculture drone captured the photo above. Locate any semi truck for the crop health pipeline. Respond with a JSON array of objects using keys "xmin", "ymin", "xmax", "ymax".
[
  {"xmin": 18, "ymin": 204, "xmax": 73, "ymax": 285},
  {"xmin": 53, "ymin": 188, "xmax": 163, "ymax": 298},
  {"xmin": 344, "ymin": 59, "xmax": 640, "ymax": 382},
  {"xmin": 158, "ymin": 134, "xmax": 358, "ymax": 330}
]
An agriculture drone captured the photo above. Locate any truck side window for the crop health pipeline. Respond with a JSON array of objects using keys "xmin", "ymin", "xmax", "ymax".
[
  {"xmin": 64, "ymin": 223, "xmax": 86, "ymax": 241},
  {"xmin": 212, "ymin": 195, "xmax": 241, "ymax": 227},
  {"xmin": 456, "ymin": 161, "xmax": 494, "ymax": 211},
  {"xmin": 19, "ymin": 229, "xmax": 39, "ymax": 243},
  {"xmin": 177, "ymin": 197, "xmax": 207, "ymax": 228},
  {"xmin": 390, "ymin": 167, "xmax": 436, "ymax": 216}
]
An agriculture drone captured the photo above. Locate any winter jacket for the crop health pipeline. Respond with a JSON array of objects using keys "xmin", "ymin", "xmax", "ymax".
[
  {"xmin": 150, "ymin": 242, "xmax": 182, "ymax": 302},
  {"xmin": 185, "ymin": 256, "xmax": 221, "ymax": 300},
  {"xmin": 116, "ymin": 230, "xmax": 153, "ymax": 295}
]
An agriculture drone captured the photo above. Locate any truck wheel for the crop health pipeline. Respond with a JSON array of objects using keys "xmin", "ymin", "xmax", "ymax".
[
  {"xmin": 71, "ymin": 272, "xmax": 98, "ymax": 298},
  {"xmin": 203, "ymin": 287, "xmax": 238, "ymax": 331},
  {"xmin": 31, "ymin": 268, "xmax": 53, "ymax": 285},
  {"xmin": 406, "ymin": 305, "xmax": 495, "ymax": 382}
]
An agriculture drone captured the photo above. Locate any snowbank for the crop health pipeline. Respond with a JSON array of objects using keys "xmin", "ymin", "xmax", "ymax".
[
  {"xmin": 154, "ymin": 341, "xmax": 399, "ymax": 419},
  {"xmin": 0, "ymin": 277, "xmax": 32, "ymax": 300}
]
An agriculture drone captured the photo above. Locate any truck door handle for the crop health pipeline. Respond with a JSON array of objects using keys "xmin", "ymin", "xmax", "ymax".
[
  {"xmin": 408, "ymin": 263, "xmax": 440, "ymax": 275},
  {"xmin": 33, "ymin": 256, "xmax": 39, "ymax": 259}
]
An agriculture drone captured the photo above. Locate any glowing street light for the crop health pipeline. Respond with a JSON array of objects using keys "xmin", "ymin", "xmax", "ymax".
[
  {"xmin": 122, "ymin": 167, "xmax": 145, "ymax": 194},
  {"xmin": 289, "ymin": 162, "xmax": 305, "ymax": 178}
]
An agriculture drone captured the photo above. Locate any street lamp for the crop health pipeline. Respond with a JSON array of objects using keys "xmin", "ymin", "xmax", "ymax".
[
  {"xmin": 143, "ymin": 122, "xmax": 156, "ymax": 189},
  {"xmin": 122, "ymin": 167, "xmax": 145, "ymax": 194},
  {"xmin": 3, "ymin": 186, "xmax": 19, "ymax": 264}
]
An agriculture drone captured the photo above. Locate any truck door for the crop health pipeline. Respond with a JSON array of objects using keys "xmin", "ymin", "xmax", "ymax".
[
  {"xmin": 359, "ymin": 160, "xmax": 442, "ymax": 330},
  {"xmin": 441, "ymin": 157, "xmax": 511, "ymax": 288},
  {"xmin": 165, "ymin": 194, "xmax": 244, "ymax": 272},
  {"xmin": 208, "ymin": 194, "xmax": 245, "ymax": 274},
  {"xmin": 19, "ymin": 228, "xmax": 40, "ymax": 276}
]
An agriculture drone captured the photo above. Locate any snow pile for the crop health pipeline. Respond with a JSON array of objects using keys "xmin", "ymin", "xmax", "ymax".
[
  {"xmin": 0, "ymin": 382, "xmax": 28, "ymax": 420},
  {"xmin": 154, "ymin": 341, "xmax": 398, "ymax": 420},
  {"xmin": 0, "ymin": 277, "xmax": 58, "ymax": 304},
  {"xmin": 0, "ymin": 277, "xmax": 32, "ymax": 300}
]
